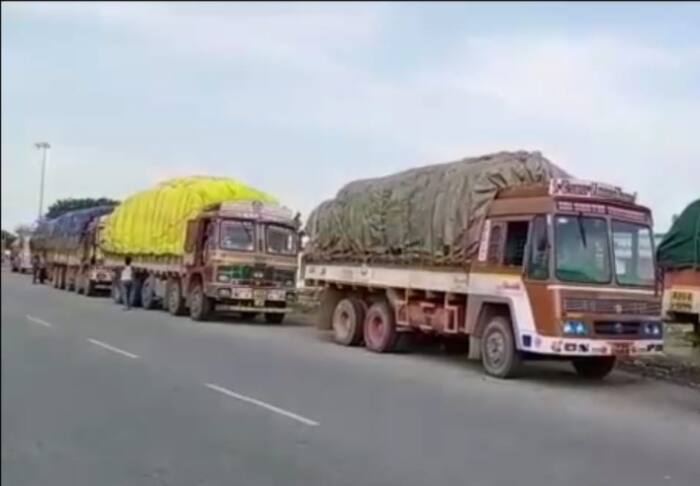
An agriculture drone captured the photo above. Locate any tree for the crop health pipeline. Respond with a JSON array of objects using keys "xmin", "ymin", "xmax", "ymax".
[
  {"xmin": 45, "ymin": 197, "xmax": 119, "ymax": 220},
  {"xmin": 1, "ymin": 229, "xmax": 16, "ymax": 247}
]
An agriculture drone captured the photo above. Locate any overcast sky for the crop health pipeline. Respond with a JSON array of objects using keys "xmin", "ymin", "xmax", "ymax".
[{"xmin": 2, "ymin": 2, "xmax": 699, "ymax": 232}]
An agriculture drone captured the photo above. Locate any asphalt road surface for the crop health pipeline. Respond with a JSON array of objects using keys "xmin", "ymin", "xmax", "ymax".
[{"xmin": 2, "ymin": 270, "xmax": 700, "ymax": 486}]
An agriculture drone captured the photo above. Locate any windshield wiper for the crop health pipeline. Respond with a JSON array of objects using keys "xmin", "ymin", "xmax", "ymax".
[{"xmin": 576, "ymin": 214, "xmax": 588, "ymax": 248}]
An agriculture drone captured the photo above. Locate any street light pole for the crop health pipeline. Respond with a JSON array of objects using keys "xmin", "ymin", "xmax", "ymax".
[{"xmin": 35, "ymin": 142, "xmax": 50, "ymax": 221}]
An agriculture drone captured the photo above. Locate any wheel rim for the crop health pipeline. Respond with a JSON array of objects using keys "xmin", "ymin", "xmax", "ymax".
[
  {"xmin": 485, "ymin": 330, "xmax": 506, "ymax": 369},
  {"xmin": 368, "ymin": 314, "xmax": 386, "ymax": 347}
]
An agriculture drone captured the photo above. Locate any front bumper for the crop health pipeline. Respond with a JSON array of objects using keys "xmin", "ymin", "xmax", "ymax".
[
  {"xmin": 522, "ymin": 335, "xmax": 664, "ymax": 357},
  {"xmin": 207, "ymin": 284, "xmax": 295, "ymax": 311}
]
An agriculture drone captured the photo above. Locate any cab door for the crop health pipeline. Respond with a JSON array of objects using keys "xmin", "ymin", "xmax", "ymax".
[{"xmin": 524, "ymin": 214, "xmax": 559, "ymax": 338}]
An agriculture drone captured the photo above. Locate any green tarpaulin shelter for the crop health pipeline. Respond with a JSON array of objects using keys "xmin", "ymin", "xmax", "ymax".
[{"xmin": 657, "ymin": 199, "xmax": 700, "ymax": 270}]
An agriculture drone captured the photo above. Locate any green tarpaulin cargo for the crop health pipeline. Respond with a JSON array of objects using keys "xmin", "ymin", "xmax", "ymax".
[
  {"xmin": 657, "ymin": 199, "xmax": 700, "ymax": 270},
  {"xmin": 304, "ymin": 150, "xmax": 570, "ymax": 266}
]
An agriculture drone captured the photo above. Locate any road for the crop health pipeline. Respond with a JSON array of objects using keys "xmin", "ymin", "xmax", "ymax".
[{"xmin": 2, "ymin": 270, "xmax": 699, "ymax": 486}]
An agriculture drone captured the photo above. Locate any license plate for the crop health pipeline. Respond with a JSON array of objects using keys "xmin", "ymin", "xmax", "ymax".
[
  {"xmin": 670, "ymin": 291, "xmax": 693, "ymax": 311},
  {"xmin": 610, "ymin": 342, "xmax": 631, "ymax": 356}
]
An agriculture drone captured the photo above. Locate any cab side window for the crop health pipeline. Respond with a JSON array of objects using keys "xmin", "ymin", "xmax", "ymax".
[
  {"xmin": 527, "ymin": 215, "xmax": 549, "ymax": 280},
  {"xmin": 503, "ymin": 221, "xmax": 529, "ymax": 267}
]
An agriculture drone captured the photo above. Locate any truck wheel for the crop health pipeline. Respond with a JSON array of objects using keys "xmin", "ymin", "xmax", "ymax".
[
  {"xmin": 167, "ymin": 278, "xmax": 187, "ymax": 316},
  {"xmin": 189, "ymin": 281, "xmax": 212, "ymax": 321},
  {"xmin": 76, "ymin": 273, "xmax": 85, "ymax": 294},
  {"xmin": 572, "ymin": 357, "xmax": 616, "ymax": 380},
  {"xmin": 85, "ymin": 280, "xmax": 96, "ymax": 297},
  {"xmin": 264, "ymin": 313, "xmax": 285, "ymax": 324},
  {"xmin": 332, "ymin": 297, "xmax": 365, "ymax": 346},
  {"xmin": 480, "ymin": 316, "xmax": 522, "ymax": 378},
  {"xmin": 317, "ymin": 288, "xmax": 342, "ymax": 330},
  {"xmin": 112, "ymin": 280, "xmax": 122, "ymax": 304},
  {"xmin": 141, "ymin": 276, "xmax": 157, "ymax": 309},
  {"xmin": 363, "ymin": 301, "xmax": 398, "ymax": 353}
]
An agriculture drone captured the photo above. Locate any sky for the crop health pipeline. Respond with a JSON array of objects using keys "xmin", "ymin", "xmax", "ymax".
[{"xmin": 2, "ymin": 1, "xmax": 699, "ymax": 233}]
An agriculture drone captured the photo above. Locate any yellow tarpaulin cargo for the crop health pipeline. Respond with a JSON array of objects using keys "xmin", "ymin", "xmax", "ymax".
[{"xmin": 102, "ymin": 176, "xmax": 277, "ymax": 256}]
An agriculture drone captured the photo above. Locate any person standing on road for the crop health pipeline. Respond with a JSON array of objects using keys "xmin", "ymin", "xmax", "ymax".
[
  {"xmin": 121, "ymin": 256, "xmax": 134, "ymax": 310},
  {"xmin": 31, "ymin": 255, "xmax": 41, "ymax": 284}
]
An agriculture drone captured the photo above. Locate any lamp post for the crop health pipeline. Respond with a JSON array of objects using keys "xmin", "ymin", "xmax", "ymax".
[{"xmin": 35, "ymin": 142, "xmax": 50, "ymax": 221}]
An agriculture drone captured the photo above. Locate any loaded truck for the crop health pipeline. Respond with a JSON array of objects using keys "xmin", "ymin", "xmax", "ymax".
[
  {"xmin": 657, "ymin": 199, "xmax": 700, "ymax": 336},
  {"xmin": 31, "ymin": 206, "xmax": 116, "ymax": 295},
  {"xmin": 102, "ymin": 177, "xmax": 300, "ymax": 323},
  {"xmin": 10, "ymin": 231, "xmax": 33, "ymax": 273},
  {"xmin": 303, "ymin": 151, "xmax": 663, "ymax": 379}
]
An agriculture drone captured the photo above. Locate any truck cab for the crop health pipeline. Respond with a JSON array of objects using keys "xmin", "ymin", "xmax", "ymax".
[
  {"xmin": 184, "ymin": 201, "xmax": 300, "ymax": 322},
  {"xmin": 473, "ymin": 179, "xmax": 662, "ymax": 376}
]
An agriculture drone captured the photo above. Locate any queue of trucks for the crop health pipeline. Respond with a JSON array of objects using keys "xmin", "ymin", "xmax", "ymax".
[{"xmin": 15, "ymin": 150, "xmax": 699, "ymax": 379}]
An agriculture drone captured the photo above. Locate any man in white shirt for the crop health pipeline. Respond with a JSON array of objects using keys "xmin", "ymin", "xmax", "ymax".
[{"xmin": 121, "ymin": 256, "xmax": 133, "ymax": 310}]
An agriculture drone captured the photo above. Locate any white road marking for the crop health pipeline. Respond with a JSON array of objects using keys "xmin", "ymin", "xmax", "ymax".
[
  {"xmin": 87, "ymin": 338, "xmax": 139, "ymax": 359},
  {"xmin": 204, "ymin": 383, "xmax": 319, "ymax": 427},
  {"xmin": 26, "ymin": 315, "xmax": 54, "ymax": 328}
]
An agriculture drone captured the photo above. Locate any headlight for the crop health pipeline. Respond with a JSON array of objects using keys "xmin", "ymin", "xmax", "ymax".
[
  {"xmin": 641, "ymin": 322, "xmax": 663, "ymax": 337},
  {"xmin": 253, "ymin": 271, "xmax": 264, "ymax": 279},
  {"xmin": 562, "ymin": 320, "xmax": 588, "ymax": 336},
  {"xmin": 218, "ymin": 274, "xmax": 231, "ymax": 283}
]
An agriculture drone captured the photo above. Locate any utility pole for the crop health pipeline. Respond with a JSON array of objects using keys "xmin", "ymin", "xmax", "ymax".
[{"xmin": 35, "ymin": 142, "xmax": 50, "ymax": 221}]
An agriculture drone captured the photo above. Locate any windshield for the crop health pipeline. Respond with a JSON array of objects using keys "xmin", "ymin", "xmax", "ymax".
[
  {"xmin": 555, "ymin": 216, "xmax": 611, "ymax": 284},
  {"xmin": 612, "ymin": 221, "xmax": 655, "ymax": 286},
  {"xmin": 266, "ymin": 225, "xmax": 297, "ymax": 255},
  {"xmin": 220, "ymin": 220, "xmax": 255, "ymax": 251}
]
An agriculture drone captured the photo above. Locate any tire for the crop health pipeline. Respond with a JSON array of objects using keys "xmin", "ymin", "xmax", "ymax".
[
  {"xmin": 76, "ymin": 273, "xmax": 85, "ymax": 295},
  {"xmin": 264, "ymin": 313, "xmax": 285, "ymax": 324},
  {"xmin": 189, "ymin": 281, "xmax": 213, "ymax": 321},
  {"xmin": 480, "ymin": 316, "xmax": 522, "ymax": 378},
  {"xmin": 332, "ymin": 297, "xmax": 365, "ymax": 346},
  {"xmin": 572, "ymin": 357, "xmax": 616, "ymax": 380},
  {"xmin": 363, "ymin": 300, "xmax": 398, "ymax": 353},
  {"xmin": 112, "ymin": 280, "xmax": 122, "ymax": 304},
  {"xmin": 317, "ymin": 288, "xmax": 342, "ymax": 330},
  {"xmin": 85, "ymin": 280, "xmax": 95, "ymax": 297},
  {"xmin": 141, "ymin": 275, "xmax": 157, "ymax": 310},
  {"xmin": 166, "ymin": 278, "xmax": 187, "ymax": 316}
]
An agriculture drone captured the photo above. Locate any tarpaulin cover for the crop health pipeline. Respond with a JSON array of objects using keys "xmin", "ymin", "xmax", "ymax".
[
  {"xmin": 305, "ymin": 151, "xmax": 570, "ymax": 266},
  {"xmin": 31, "ymin": 206, "xmax": 115, "ymax": 252},
  {"xmin": 102, "ymin": 176, "xmax": 277, "ymax": 256},
  {"xmin": 657, "ymin": 199, "xmax": 700, "ymax": 270}
]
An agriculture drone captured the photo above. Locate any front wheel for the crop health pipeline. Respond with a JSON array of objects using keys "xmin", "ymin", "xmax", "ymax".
[
  {"xmin": 572, "ymin": 357, "xmax": 616, "ymax": 380},
  {"xmin": 480, "ymin": 316, "xmax": 522, "ymax": 378},
  {"xmin": 264, "ymin": 313, "xmax": 285, "ymax": 324},
  {"xmin": 189, "ymin": 281, "xmax": 213, "ymax": 321},
  {"xmin": 141, "ymin": 276, "xmax": 158, "ymax": 310}
]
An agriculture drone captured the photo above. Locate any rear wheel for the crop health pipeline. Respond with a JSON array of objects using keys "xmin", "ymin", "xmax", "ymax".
[
  {"xmin": 85, "ymin": 280, "xmax": 96, "ymax": 297},
  {"xmin": 480, "ymin": 316, "xmax": 521, "ymax": 378},
  {"xmin": 363, "ymin": 300, "xmax": 398, "ymax": 353},
  {"xmin": 189, "ymin": 281, "xmax": 213, "ymax": 321},
  {"xmin": 572, "ymin": 357, "xmax": 616, "ymax": 380},
  {"xmin": 111, "ymin": 280, "xmax": 122, "ymax": 304},
  {"xmin": 166, "ymin": 278, "xmax": 187, "ymax": 316},
  {"xmin": 264, "ymin": 313, "xmax": 285, "ymax": 324},
  {"xmin": 141, "ymin": 275, "xmax": 157, "ymax": 309},
  {"xmin": 332, "ymin": 297, "xmax": 365, "ymax": 346}
]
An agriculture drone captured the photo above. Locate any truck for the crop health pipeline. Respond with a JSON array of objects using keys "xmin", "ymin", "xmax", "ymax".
[
  {"xmin": 9, "ymin": 231, "xmax": 33, "ymax": 273},
  {"xmin": 657, "ymin": 199, "xmax": 700, "ymax": 336},
  {"xmin": 31, "ymin": 206, "xmax": 116, "ymax": 294},
  {"xmin": 303, "ymin": 151, "xmax": 663, "ymax": 379},
  {"xmin": 102, "ymin": 177, "xmax": 300, "ymax": 323}
]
